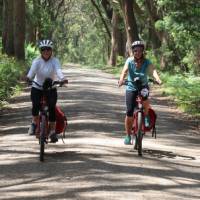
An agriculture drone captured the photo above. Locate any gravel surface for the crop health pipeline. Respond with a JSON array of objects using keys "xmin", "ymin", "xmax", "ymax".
[{"xmin": 0, "ymin": 65, "xmax": 199, "ymax": 200}]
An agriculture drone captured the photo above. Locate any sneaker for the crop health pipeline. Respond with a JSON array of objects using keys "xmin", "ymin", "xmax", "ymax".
[
  {"xmin": 124, "ymin": 135, "xmax": 131, "ymax": 145},
  {"xmin": 50, "ymin": 133, "xmax": 58, "ymax": 143},
  {"xmin": 28, "ymin": 123, "xmax": 37, "ymax": 135},
  {"xmin": 145, "ymin": 115, "xmax": 150, "ymax": 127}
]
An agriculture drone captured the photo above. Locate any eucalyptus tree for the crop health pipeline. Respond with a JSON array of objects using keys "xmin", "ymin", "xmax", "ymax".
[
  {"xmin": 2, "ymin": 0, "xmax": 25, "ymax": 60},
  {"xmin": 119, "ymin": 0, "xmax": 139, "ymax": 55},
  {"xmin": 130, "ymin": 0, "xmax": 200, "ymax": 74},
  {"xmin": 0, "ymin": 0, "xmax": 3, "ymax": 40},
  {"xmin": 2, "ymin": 0, "xmax": 14, "ymax": 56},
  {"xmin": 90, "ymin": 0, "xmax": 127, "ymax": 66},
  {"xmin": 13, "ymin": 0, "xmax": 25, "ymax": 60}
]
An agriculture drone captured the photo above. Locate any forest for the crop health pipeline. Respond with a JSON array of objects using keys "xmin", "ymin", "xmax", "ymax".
[{"xmin": 0, "ymin": 0, "xmax": 200, "ymax": 116}]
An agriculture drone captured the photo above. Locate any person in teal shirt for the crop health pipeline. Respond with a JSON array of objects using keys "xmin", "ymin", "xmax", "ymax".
[{"xmin": 118, "ymin": 40, "xmax": 162, "ymax": 145}]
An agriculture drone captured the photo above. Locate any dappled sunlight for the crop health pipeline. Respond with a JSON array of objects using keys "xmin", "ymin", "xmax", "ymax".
[
  {"xmin": 5, "ymin": 101, "xmax": 31, "ymax": 109},
  {"xmin": 0, "ymin": 125, "xmax": 29, "ymax": 131},
  {"xmin": 0, "ymin": 66, "xmax": 200, "ymax": 200},
  {"xmin": 0, "ymin": 142, "xmax": 199, "ymax": 199}
]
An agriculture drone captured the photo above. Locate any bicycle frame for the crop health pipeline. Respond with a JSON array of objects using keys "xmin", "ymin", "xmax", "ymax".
[
  {"xmin": 133, "ymin": 93, "xmax": 145, "ymax": 156},
  {"xmin": 39, "ymin": 94, "xmax": 49, "ymax": 162},
  {"xmin": 122, "ymin": 78, "xmax": 147, "ymax": 156}
]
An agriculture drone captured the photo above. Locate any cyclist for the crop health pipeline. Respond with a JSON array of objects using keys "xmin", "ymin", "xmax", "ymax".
[
  {"xmin": 118, "ymin": 40, "xmax": 162, "ymax": 145},
  {"xmin": 27, "ymin": 39, "xmax": 68, "ymax": 143}
]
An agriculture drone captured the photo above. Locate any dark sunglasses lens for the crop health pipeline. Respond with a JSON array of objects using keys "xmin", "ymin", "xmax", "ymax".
[
  {"xmin": 133, "ymin": 49, "xmax": 143, "ymax": 53},
  {"xmin": 41, "ymin": 47, "xmax": 51, "ymax": 51}
]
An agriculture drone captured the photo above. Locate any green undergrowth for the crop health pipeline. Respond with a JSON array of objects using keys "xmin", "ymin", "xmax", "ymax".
[
  {"xmin": 0, "ymin": 54, "xmax": 25, "ymax": 107},
  {"xmin": 161, "ymin": 73, "xmax": 200, "ymax": 116},
  {"xmin": 0, "ymin": 44, "xmax": 38, "ymax": 108}
]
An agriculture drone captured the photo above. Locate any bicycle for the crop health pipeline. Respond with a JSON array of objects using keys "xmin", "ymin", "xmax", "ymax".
[
  {"xmin": 29, "ymin": 79, "xmax": 67, "ymax": 161},
  {"xmin": 122, "ymin": 77, "xmax": 158, "ymax": 156}
]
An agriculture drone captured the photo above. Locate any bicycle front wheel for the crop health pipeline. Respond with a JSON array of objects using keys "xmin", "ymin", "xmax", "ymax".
[
  {"xmin": 137, "ymin": 111, "xmax": 143, "ymax": 156},
  {"xmin": 40, "ymin": 115, "xmax": 46, "ymax": 161}
]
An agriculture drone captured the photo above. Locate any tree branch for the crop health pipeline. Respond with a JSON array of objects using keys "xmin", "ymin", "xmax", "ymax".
[{"xmin": 90, "ymin": 0, "xmax": 111, "ymax": 38}]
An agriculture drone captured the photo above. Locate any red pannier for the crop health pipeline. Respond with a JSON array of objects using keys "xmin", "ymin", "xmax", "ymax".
[
  {"xmin": 55, "ymin": 106, "xmax": 67, "ymax": 134},
  {"xmin": 133, "ymin": 108, "xmax": 157, "ymax": 136}
]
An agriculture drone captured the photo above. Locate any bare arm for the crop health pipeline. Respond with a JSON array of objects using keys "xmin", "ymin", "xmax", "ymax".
[
  {"xmin": 148, "ymin": 64, "xmax": 162, "ymax": 85},
  {"xmin": 118, "ymin": 62, "xmax": 128, "ymax": 86}
]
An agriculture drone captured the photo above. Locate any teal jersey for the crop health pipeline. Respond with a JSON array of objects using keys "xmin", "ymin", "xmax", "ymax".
[{"xmin": 126, "ymin": 57, "xmax": 152, "ymax": 91}]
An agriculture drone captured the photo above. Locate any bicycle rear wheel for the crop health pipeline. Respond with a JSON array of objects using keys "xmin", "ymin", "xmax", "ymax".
[
  {"xmin": 40, "ymin": 115, "xmax": 46, "ymax": 161},
  {"xmin": 137, "ymin": 111, "xmax": 143, "ymax": 156}
]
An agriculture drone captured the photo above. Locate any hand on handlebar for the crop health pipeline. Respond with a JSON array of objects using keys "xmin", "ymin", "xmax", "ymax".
[
  {"xmin": 118, "ymin": 79, "xmax": 124, "ymax": 87},
  {"xmin": 157, "ymin": 80, "xmax": 162, "ymax": 85},
  {"xmin": 62, "ymin": 79, "xmax": 68, "ymax": 84},
  {"xmin": 154, "ymin": 79, "xmax": 162, "ymax": 85},
  {"xmin": 26, "ymin": 77, "xmax": 32, "ymax": 86},
  {"xmin": 149, "ymin": 78, "xmax": 162, "ymax": 85},
  {"xmin": 60, "ymin": 79, "xmax": 68, "ymax": 86}
]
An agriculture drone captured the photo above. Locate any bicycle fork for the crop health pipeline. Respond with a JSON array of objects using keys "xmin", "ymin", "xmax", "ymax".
[{"xmin": 134, "ymin": 97, "xmax": 144, "ymax": 156}]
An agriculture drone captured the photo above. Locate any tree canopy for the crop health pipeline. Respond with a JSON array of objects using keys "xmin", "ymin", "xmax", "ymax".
[{"xmin": 0, "ymin": 0, "xmax": 199, "ymax": 74}]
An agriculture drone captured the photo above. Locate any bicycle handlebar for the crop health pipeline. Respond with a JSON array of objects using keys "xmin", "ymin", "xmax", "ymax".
[
  {"xmin": 28, "ymin": 80, "xmax": 68, "ymax": 90},
  {"xmin": 121, "ymin": 78, "xmax": 160, "ymax": 86}
]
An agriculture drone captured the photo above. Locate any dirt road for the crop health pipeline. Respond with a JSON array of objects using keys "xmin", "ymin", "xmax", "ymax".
[{"xmin": 0, "ymin": 65, "xmax": 199, "ymax": 200}]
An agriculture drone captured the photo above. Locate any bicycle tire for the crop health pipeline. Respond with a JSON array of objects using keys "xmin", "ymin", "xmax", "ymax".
[
  {"xmin": 137, "ymin": 111, "xmax": 143, "ymax": 156},
  {"xmin": 40, "ymin": 115, "xmax": 46, "ymax": 161}
]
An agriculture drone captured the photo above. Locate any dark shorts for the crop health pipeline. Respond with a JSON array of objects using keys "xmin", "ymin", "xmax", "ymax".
[
  {"xmin": 125, "ymin": 90, "xmax": 138, "ymax": 117},
  {"xmin": 125, "ymin": 86, "xmax": 149, "ymax": 117},
  {"xmin": 31, "ymin": 87, "xmax": 57, "ymax": 122}
]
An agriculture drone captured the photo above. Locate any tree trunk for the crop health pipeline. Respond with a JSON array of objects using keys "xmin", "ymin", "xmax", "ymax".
[
  {"xmin": 109, "ymin": 10, "xmax": 118, "ymax": 66},
  {"xmin": 120, "ymin": 0, "xmax": 139, "ymax": 56},
  {"xmin": 144, "ymin": 0, "xmax": 168, "ymax": 69},
  {"xmin": 2, "ymin": 0, "xmax": 8, "ymax": 53},
  {"xmin": 5, "ymin": 0, "xmax": 14, "ymax": 56},
  {"xmin": 13, "ymin": 0, "xmax": 25, "ymax": 60},
  {"xmin": 117, "ymin": 28, "xmax": 126, "ymax": 58},
  {"xmin": 101, "ymin": 0, "xmax": 112, "ymax": 21},
  {"xmin": 0, "ymin": 0, "xmax": 3, "ymax": 36},
  {"xmin": 2, "ymin": 0, "xmax": 14, "ymax": 55},
  {"xmin": 109, "ymin": 9, "xmax": 125, "ymax": 66},
  {"xmin": 90, "ymin": 0, "xmax": 111, "ymax": 39},
  {"xmin": 33, "ymin": 0, "xmax": 42, "ymax": 40},
  {"xmin": 26, "ymin": 21, "xmax": 36, "ymax": 45},
  {"xmin": 26, "ymin": 0, "xmax": 36, "ymax": 45}
]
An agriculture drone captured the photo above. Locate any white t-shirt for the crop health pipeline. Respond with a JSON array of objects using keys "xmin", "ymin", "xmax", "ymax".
[{"xmin": 27, "ymin": 56, "xmax": 65, "ymax": 90}]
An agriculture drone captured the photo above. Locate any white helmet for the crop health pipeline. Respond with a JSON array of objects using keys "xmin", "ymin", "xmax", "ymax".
[
  {"xmin": 38, "ymin": 39, "xmax": 53, "ymax": 49},
  {"xmin": 131, "ymin": 40, "xmax": 145, "ymax": 49}
]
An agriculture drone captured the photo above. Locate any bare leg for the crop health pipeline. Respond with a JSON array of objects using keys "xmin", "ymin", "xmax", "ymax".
[
  {"xmin": 32, "ymin": 116, "xmax": 39, "ymax": 124},
  {"xmin": 143, "ymin": 100, "xmax": 151, "ymax": 127},
  {"xmin": 143, "ymin": 99, "xmax": 151, "ymax": 116},
  {"xmin": 49, "ymin": 122, "xmax": 56, "ymax": 133},
  {"xmin": 125, "ymin": 116, "xmax": 133, "ymax": 135},
  {"xmin": 33, "ymin": 116, "xmax": 39, "ymax": 133},
  {"xmin": 124, "ymin": 116, "xmax": 133, "ymax": 144},
  {"xmin": 49, "ymin": 122, "xmax": 58, "ymax": 142}
]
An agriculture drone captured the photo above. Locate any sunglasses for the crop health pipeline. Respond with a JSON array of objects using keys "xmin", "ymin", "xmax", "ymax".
[
  {"xmin": 41, "ymin": 47, "xmax": 52, "ymax": 52},
  {"xmin": 133, "ymin": 49, "xmax": 143, "ymax": 53}
]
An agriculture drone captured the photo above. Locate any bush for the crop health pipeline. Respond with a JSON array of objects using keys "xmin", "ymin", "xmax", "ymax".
[
  {"xmin": 25, "ymin": 43, "xmax": 40, "ymax": 66},
  {"xmin": 161, "ymin": 73, "xmax": 200, "ymax": 116},
  {"xmin": 0, "ymin": 54, "xmax": 25, "ymax": 103}
]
